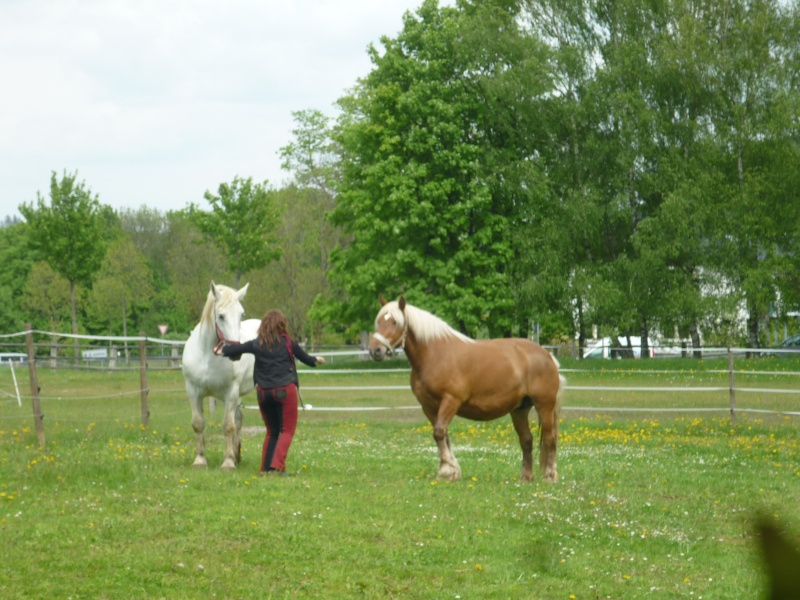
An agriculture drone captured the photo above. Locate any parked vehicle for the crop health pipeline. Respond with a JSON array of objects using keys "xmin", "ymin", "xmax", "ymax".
[
  {"xmin": 0, "ymin": 352, "xmax": 27, "ymax": 365},
  {"xmin": 770, "ymin": 334, "xmax": 800, "ymax": 357},
  {"xmin": 582, "ymin": 337, "xmax": 685, "ymax": 359},
  {"xmin": 583, "ymin": 337, "xmax": 655, "ymax": 359}
]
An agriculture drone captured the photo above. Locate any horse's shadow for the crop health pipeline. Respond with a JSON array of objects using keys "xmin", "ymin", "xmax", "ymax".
[{"xmin": 757, "ymin": 516, "xmax": 800, "ymax": 600}]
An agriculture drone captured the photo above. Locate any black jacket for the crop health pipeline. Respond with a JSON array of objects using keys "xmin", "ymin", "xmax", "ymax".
[{"xmin": 221, "ymin": 335, "xmax": 318, "ymax": 389}]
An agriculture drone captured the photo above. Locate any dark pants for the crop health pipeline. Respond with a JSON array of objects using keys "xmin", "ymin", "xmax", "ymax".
[{"xmin": 256, "ymin": 384, "xmax": 298, "ymax": 472}]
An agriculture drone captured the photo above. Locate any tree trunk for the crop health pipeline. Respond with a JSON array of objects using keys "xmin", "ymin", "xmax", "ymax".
[
  {"xmin": 690, "ymin": 322, "xmax": 702, "ymax": 359},
  {"xmin": 577, "ymin": 299, "xmax": 586, "ymax": 360},
  {"xmin": 122, "ymin": 301, "xmax": 130, "ymax": 362},
  {"xmin": 69, "ymin": 280, "xmax": 79, "ymax": 365},
  {"xmin": 640, "ymin": 317, "xmax": 650, "ymax": 359},
  {"xmin": 747, "ymin": 302, "xmax": 761, "ymax": 357}
]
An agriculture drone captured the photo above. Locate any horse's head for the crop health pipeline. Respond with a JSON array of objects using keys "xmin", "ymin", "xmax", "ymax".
[
  {"xmin": 209, "ymin": 281, "xmax": 249, "ymax": 345},
  {"xmin": 369, "ymin": 295, "xmax": 407, "ymax": 361}
]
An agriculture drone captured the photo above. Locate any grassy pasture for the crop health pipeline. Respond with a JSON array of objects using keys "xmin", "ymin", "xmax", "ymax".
[{"xmin": 0, "ymin": 358, "xmax": 799, "ymax": 598}]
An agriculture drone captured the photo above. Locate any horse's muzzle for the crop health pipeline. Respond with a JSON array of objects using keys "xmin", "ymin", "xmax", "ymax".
[{"xmin": 369, "ymin": 345, "xmax": 388, "ymax": 361}]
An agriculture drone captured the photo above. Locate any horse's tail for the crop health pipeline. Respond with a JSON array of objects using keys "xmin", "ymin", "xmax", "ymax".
[
  {"xmin": 549, "ymin": 353, "xmax": 566, "ymax": 423},
  {"xmin": 541, "ymin": 353, "xmax": 566, "ymax": 469}
]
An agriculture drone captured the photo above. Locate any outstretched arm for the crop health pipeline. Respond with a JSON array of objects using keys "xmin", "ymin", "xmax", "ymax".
[
  {"xmin": 214, "ymin": 339, "xmax": 255, "ymax": 360},
  {"xmin": 292, "ymin": 340, "xmax": 325, "ymax": 367}
]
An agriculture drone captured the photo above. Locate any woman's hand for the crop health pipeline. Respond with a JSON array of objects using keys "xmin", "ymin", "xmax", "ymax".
[
  {"xmin": 213, "ymin": 341, "xmax": 224, "ymax": 356},
  {"xmin": 316, "ymin": 356, "xmax": 326, "ymax": 365}
]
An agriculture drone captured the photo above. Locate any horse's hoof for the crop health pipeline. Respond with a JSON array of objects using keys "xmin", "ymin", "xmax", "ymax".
[
  {"xmin": 437, "ymin": 467, "xmax": 461, "ymax": 481},
  {"xmin": 543, "ymin": 471, "xmax": 558, "ymax": 483},
  {"xmin": 520, "ymin": 471, "xmax": 534, "ymax": 483},
  {"xmin": 220, "ymin": 460, "xmax": 237, "ymax": 472},
  {"xmin": 192, "ymin": 458, "xmax": 208, "ymax": 469}
]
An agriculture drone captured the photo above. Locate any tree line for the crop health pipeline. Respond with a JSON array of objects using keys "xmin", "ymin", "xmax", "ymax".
[{"xmin": 2, "ymin": 0, "xmax": 798, "ymax": 355}]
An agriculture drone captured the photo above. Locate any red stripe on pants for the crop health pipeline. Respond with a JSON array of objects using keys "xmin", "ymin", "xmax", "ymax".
[{"xmin": 257, "ymin": 384, "xmax": 298, "ymax": 472}]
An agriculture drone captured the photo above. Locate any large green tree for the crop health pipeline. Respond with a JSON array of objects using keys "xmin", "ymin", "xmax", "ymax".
[
  {"xmin": 189, "ymin": 177, "xmax": 281, "ymax": 286},
  {"xmin": 0, "ymin": 222, "xmax": 40, "ymax": 332},
  {"xmin": 20, "ymin": 171, "xmax": 108, "ymax": 358},
  {"xmin": 86, "ymin": 237, "xmax": 155, "ymax": 355},
  {"xmin": 118, "ymin": 206, "xmax": 171, "ymax": 285},
  {"xmin": 519, "ymin": 0, "xmax": 604, "ymax": 351},
  {"xmin": 164, "ymin": 212, "xmax": 231, "ymax": 320},
  {"xmin": 331, "ymin": 0, "xmax": 549, "ymax": 337},
  {"xmin": 248, "ymin": 185, "xmax": 330, "ymax": 342},
  {"xmin": 700, "ymin": 0, "xmax": 800, "ymax": 349},
  {"xmin": 22, "ymin": 262, "xmax": 71, "ymax": 332},
  {"xmin": 279, "ymin": 109, "xmax": 347, "ymax": 346}
]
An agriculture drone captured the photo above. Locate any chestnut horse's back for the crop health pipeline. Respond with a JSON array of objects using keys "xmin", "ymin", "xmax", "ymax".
[{"xmin": 481, "ymin": 337, "xmax": 564, "ymax": 411}]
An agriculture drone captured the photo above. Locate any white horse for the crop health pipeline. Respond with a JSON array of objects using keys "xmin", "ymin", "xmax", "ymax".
[{"xmin": 182, "ymin": 282, "xmax": 260, "ymax": 471}]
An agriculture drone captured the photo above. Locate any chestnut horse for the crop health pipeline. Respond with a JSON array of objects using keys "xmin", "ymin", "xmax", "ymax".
[{"xmin": 369, "ymin": 296, "xmax": 566, "ymax": 482}]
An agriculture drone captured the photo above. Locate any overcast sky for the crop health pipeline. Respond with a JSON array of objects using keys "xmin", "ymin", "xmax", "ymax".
[{"xmin": 0, "ymin": 0, "xmax": 438, "ymax": 220}]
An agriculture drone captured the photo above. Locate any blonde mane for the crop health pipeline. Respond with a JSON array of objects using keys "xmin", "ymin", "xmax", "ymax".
[
  {"xmin": 201, "ymin": 284, "xmax": 239, "ymax": 327},
  {"xmin": 377, "ymin": 301, "xmax": 474, "ymax": 345}
]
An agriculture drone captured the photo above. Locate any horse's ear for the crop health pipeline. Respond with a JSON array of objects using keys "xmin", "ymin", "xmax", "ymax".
[
  {"xmin": 210, "ymin": 281, "xmax": 218, "ymax": 299},
  {"xmin": 379, "ymin": 294, "xmax": 387, "ymax": 306},
  {"xmin": 399, "ymin": 296, "xmax": 406, "ymax": 311},
  {"xmin": 236, "ymin": 282, "xmax": 249, "ymax": 300}
]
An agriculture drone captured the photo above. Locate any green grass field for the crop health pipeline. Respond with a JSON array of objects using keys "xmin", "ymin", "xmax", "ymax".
[{"xmin": 1, "ymin": 358, "xmax": 799, "ymax": 598}]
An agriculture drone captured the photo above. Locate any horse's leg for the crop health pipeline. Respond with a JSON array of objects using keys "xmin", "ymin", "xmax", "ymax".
[
  {"xmin": 188, "ymin": 387, "xmax": 207, "ymax": 469},
  {"xmin": 510, "ymin": 405, "xmax": 534, "ymax": 482},
  {"xmin": 430, "ymin": 396, "xmax": 462, "ymax": 481},
  {"xmin": 220, "ymin": 391, "xmax": 239, "ymax": 471},
  {"xmin": 535, "ymin": 401, "xmax": 559, "ymax": 483}
]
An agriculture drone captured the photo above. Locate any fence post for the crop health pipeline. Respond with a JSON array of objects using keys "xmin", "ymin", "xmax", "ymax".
[
  {"xmin": 139, "ymin": 333, "xmax": 149, "ymax": 427},
  {"xmin": 25, "ymin": 324, "xmax": 45, "ymax": 447},
  {"xmin": 728, "ymin": 346, "xmax": 736, "ymax": 427}
]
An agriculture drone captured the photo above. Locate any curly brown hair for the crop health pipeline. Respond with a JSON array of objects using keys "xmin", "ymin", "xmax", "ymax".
[{"xmin": 258, "ymin": 310, "xmax": 289, "ymax": 348}]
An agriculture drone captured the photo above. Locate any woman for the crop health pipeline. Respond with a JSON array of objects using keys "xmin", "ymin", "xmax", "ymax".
[{"xmin": 215, "ymin": 309, "xmax": 325, "ymax": 475}]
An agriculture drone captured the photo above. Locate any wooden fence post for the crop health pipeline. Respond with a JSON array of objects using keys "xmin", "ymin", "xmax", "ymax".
[
  {"xmin": 139, "ymin": 333, "xmax": 149, "ymax": 427},
  {"xmin": 24, "ymin": 324, "xmax": 45, "ymax": 447},
  {"xmin": 728, "ymin": 346, "xmax": 736, "ymax": 427}
]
